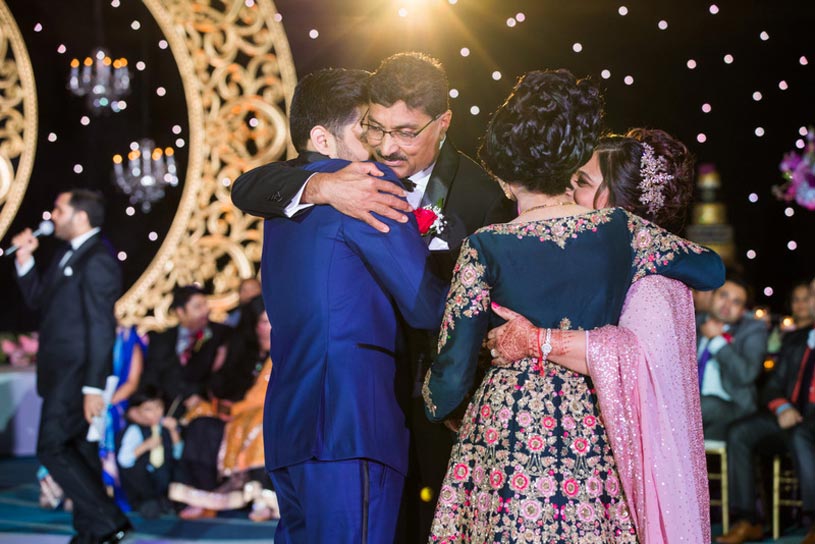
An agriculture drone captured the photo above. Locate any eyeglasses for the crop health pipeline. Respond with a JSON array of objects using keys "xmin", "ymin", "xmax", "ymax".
[{"xmin": 361, "ymin": 112, "xmax": 441, "ymax": 146}]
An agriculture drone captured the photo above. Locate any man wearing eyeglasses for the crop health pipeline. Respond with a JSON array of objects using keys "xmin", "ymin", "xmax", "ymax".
[{"xmin": 232, "ymin": 51, "xmax": 514, "ymax": 542}]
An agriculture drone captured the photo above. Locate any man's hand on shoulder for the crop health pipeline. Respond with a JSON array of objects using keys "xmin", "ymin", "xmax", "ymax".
[{"xmin": 303, "ymin": 162, "xmax": 412, "ymax": 233}]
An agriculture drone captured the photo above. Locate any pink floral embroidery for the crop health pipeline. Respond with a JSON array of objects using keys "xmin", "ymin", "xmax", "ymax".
[
  {"xmin": 453, "ymin": 463, "xmax": 469, "ymax": 481},
  {"xmin": 577, "ymin": 503, "xmax": 596, "ymax": 523},
  {"xmin": 562, "ymin": 478, "xmax": 580, "ymax": 497},
  {"xmin": 479, "ymin": 208, "xmax": 616, "ymax": 249},
  {"xmin": 521, "ymin": 499, "xmax": 543, "ymax": 521},
  {"xmin": 429, "ymin": 337, "xmax": 636, "ymax": 541},
  {"xmin": 511, "ymin": 472, "xmax": 529, "ymax": 492},
  {"xmin": 606, "ymin": 474, "xmax": 620, "ymax": 496},
  {"xmin": 439, "ymin": 485, "xmax": 456, "ymax": 505},
  {"xmin": 537, "ymin": 475, "xmax": 557, "ymax": 498},
  {"xmin": 527, "ymin": 435, "xmax": 545, "ymax": 452},
  {"xmin": 489, "ymin": 470, "xmax": 504, "ymax": 489},
  {"xmin": 626, "ymin": 210, "xmax": 707, "ymax": 281},
  {"xmin": 473, "ymin": 466, "xmax": 485, "ymax": 484},
  {"xmin": 587, "ymin": 476, "xmax": 603, "ymax": 497},
  {"xmin": 572, "ymin": 437, "xmax": 590, "ymax": 455},
  {"xmin": 436, "ymin": 238, "xmax": 490, "ymax": 353},
  {"xmin": 484, "ymin": 428, "xmax": 499, "ymax": 444}
]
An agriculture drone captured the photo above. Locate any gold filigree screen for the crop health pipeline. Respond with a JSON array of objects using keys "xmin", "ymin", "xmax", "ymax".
[
  {"xmin": 0, "ymin": 0, "xmax": 37, "ymax": 242},
  {"xmin": 117, "ymin": 0, "xmax": 297, "ymax": 330}
]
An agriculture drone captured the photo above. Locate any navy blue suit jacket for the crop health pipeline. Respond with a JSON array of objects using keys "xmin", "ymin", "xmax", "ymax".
[{"xmin": 261, "ymin": 158, "xmax": 447, "ymax": 476}]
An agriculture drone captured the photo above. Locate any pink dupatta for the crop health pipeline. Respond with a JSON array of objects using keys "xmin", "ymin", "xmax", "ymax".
[{"xmin": 586, "ymin": 275, "xmax": 710, "ymax": 543}]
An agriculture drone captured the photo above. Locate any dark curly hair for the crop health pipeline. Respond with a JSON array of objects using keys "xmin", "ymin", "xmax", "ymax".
[
  {"xmin": 595, "ymin": 128, "xmax": 695, "ymax": 233},
  {"xmin": 368, "ymin": 52, "xmax": 449, "ymax": 118},
  {"xmin": 478, "ymin": 69, "xmax": 604, "ymax": 195}
]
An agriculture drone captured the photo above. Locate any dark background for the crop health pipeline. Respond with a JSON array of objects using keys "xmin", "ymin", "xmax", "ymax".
[{"xmin": 2, "ymin": 0, "xmax": 814, "ymax": 331}]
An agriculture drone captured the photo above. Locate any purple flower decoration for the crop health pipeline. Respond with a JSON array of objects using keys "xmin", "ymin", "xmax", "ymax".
[
  {"xmin": 775, "ymin": 127, "xmax": 815, "ymax": 211},
  {"xmin": 780, "ymin": 152, "xmax": 803, "ymax": 174}
]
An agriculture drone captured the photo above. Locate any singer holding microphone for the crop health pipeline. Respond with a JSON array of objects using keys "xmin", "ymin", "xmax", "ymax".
[{"xmin": 11, "ymin": 189, "xmax": 132, "ymax": 544}]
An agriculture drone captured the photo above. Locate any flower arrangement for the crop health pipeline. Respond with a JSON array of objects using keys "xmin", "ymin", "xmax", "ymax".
[
  {"xmin": 774, "ymin": 127, "xmax": 815, "ymax": 211},
  {"xmin": 0, "ymin": 332, "xmax": 39, "ymax": 367},
  {"xmin": 413, "ymin": 198, "xmax": 447, "ymax": 237}
]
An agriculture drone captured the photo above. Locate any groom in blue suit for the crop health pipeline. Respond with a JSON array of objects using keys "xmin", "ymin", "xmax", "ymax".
[{"xmin": 253, "ymin": 68, "xmax": 447, "ymax": 543}]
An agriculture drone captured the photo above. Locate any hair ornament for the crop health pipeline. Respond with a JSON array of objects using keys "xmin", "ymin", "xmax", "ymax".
[{"xmin": 638, "ymin": 142, "xmax": 674, "ymax": 215}]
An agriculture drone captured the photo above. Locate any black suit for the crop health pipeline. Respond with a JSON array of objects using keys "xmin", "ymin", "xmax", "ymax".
[
  {"xmin": 726, "ymin": 327, "xmax": 815, "ymax": 519},
  {"xmin": 16, "ymin": 232, "xmax": 129, "ymax": 542},
  {"xmin": 139, "ymin": 321, "xmax": 231, "ymax": 412},
  {"xmin": 231, "ymin": 140, "xmax": 515, "ymax": 540}
]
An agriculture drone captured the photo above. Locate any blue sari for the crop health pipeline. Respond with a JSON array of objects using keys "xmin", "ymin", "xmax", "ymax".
[{"xmin": 100, "ymin": 326, "xmax": 146, "ymax": 511}]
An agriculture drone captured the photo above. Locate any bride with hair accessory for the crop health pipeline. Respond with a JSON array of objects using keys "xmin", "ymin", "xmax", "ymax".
[{"xmin": 486, "ymin": 127, "xmax": 713, "ymax": 543}]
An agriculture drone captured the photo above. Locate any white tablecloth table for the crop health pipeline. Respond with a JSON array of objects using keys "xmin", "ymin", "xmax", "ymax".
[{"xmin": 0, "ymin": 366, "xmax": 42, "ymax": 456}]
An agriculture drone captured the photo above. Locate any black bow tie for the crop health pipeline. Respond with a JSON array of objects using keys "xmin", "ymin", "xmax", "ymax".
[{"xmin": 400, "ymin": 177, "xmax": 416, "ymax": 192}]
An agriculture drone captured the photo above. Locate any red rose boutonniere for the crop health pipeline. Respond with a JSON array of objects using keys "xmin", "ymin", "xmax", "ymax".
[{"xmin": 413, "ymin": 199, "xmax": 446, "ymax": 237}]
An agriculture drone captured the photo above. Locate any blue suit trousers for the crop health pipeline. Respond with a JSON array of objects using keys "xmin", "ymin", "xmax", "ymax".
[{"xmin": 270, "ymin": 458, "xmax": 404, "ymax": 544}]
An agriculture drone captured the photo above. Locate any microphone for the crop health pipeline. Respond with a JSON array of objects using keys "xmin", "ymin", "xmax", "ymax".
[{"xmin": 3, "ymin": 220, "xmax": 54, "ymax": 256}]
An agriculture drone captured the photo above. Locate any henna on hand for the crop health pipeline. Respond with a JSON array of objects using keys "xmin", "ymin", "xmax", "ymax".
[{"xmin": 495, "ymin": 315, "xmax": 539, "ymax": 361}]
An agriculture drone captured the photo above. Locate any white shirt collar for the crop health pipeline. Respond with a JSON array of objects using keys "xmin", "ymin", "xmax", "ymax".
[
  {"xmin": 408, "ymin": 161, "xmax": 436, "ymax": 194},
  {"xmin": 70, "ymin": 227, "xmax": 100, "ymax": 251}
]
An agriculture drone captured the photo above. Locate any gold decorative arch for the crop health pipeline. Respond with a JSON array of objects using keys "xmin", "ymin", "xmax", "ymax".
[
  {"xmin": 116, "ymin": 0, "xmax": 297, "ymax": 330},
  {"xmin": 0, "ymin": 0, "xmax": 37, "ymax": 242}
]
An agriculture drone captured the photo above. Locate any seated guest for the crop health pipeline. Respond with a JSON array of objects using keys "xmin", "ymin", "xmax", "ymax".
[
  {"xmin": 790, "ymin": 281, "xmax": 815, "ymax": 331},
  {"xmin": 769, "ymin": 281, "xmax": 815, "ymax": 353},
  {"xmin": 100, "ymin": 325, "xmax": 147, "ymax": 511},
  {"xmin": 716, "ymin": 277, "xmax": 815, "ymax": 544},
  {"xmin": 223, "ymin": 278, "xmax": 262, "ymax": 328},
  {"xmin": 170, "ymin": 297, "xmax": 278, "ymax": 521},
  {"xmin": 211, "ymin": 294, "xmax": 267, "ymax": 401},
  {"xmin": 697, "ymin": 272, "xmax": 768, "ymax": 438},
  {"xmin": 139, "ymin": 285, "xmax": 231, "ymax": 418},
  {"xmin": 117, "ymin": 386, "xmax": 183, "ymax": 519}
]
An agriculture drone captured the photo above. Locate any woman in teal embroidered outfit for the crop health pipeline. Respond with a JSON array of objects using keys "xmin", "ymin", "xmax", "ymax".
[{"xmin": 423, "ymin": 71, "xmax": 723, "ymax": 543}]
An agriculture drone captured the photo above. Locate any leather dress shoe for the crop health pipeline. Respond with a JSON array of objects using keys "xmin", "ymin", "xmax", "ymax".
[
  {"xmin": 801, "ymin": 525, "xmax": 815, "ymax": 544},
  {"xmin": 98, "ymin": 520, "xmax": 134, "ymax": 544},
  {"xmin": 715, "ymin": 519, "xmax": 763, "ymax": 543}
]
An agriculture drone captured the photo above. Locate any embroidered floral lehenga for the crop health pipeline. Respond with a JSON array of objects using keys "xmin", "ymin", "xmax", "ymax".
[{"xmin": 423, "ymin": 208, "xmax": 722, "ymax": 543}]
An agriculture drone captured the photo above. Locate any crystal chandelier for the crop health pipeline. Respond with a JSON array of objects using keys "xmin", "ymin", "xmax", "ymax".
[
  {"xmin": 112, "ymin": 139, "xmax": 179, "ymax": 212},
  {"xmin": 68, "ymin": 48, "xmax": 131, "ymax": 113}
]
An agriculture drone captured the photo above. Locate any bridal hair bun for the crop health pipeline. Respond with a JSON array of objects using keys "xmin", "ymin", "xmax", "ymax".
[{"xmin": 479, "ymin": 69, "xmax": 604, "ymax": 195}]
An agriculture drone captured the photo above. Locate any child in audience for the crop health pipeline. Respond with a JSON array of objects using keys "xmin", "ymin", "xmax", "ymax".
[{"xmin": 117, "ymin": 386, "xmax": 183, "ymax": 518}]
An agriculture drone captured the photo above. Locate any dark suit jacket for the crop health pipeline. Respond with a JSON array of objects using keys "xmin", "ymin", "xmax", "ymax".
[
  {"xmin": 696, "ymin": 313, "xmax": 769, "ymax": 417},
  {"xmin": 140, "ymin": 321, "xmax": 231, "ymax": 409},
  {"xmin": 16, "ymin": 233, "xmax": 121, "ymax": 398},
  {"xmin": 761, "ymin": 327, "xmax": 815, "ymax": 417}
]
